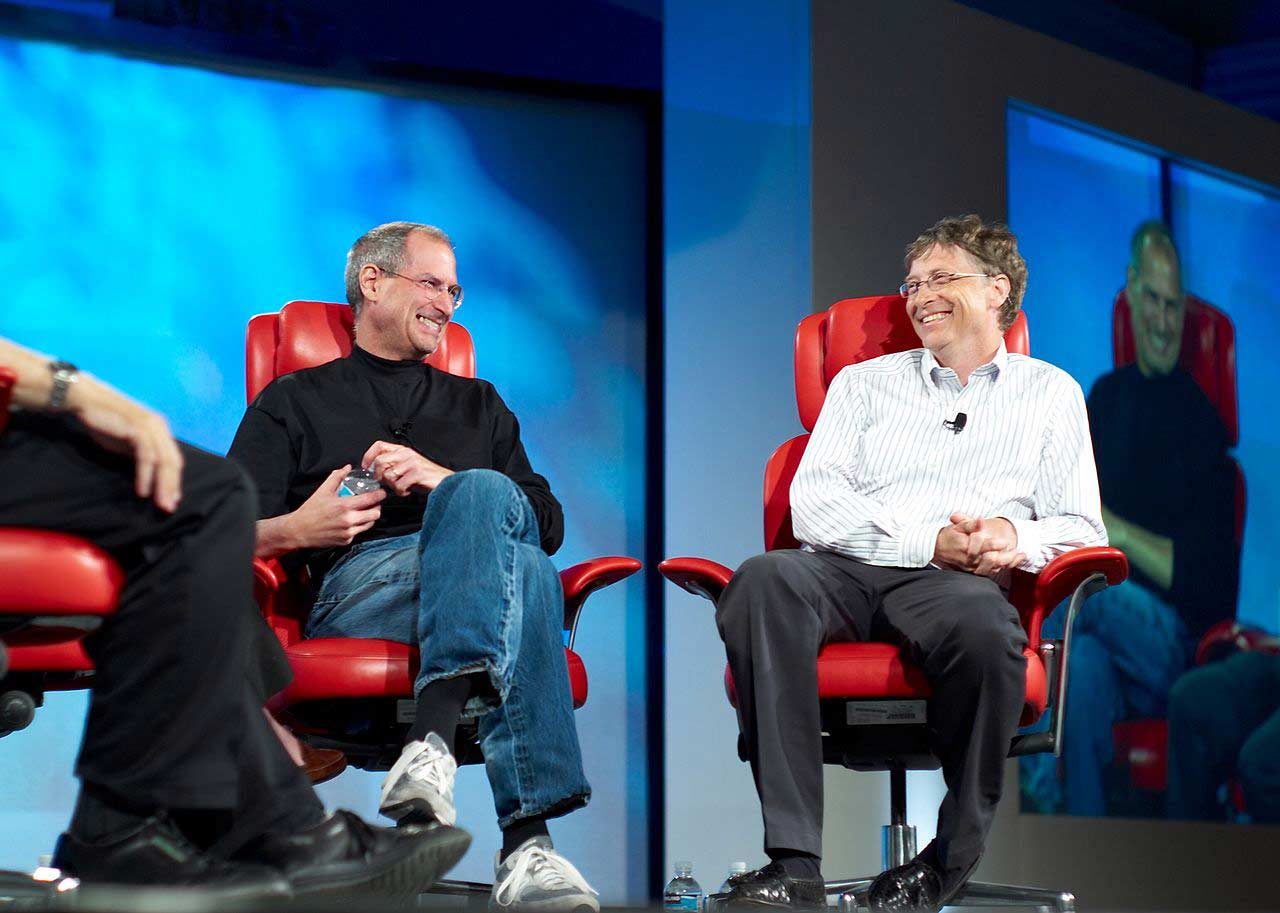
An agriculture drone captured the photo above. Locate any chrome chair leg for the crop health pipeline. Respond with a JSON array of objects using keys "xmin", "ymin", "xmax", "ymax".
[{"xmin": 951, "ymin": 880, "xmax": 1075, "ymax": 912}]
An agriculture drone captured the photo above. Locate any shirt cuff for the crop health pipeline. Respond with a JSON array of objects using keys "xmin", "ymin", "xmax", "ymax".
[
  {"xmin": 1008, "ymin": 517, "xmax": 1045, "ymax": 571},
  {"xmin": 899, "ymin": 521, "xmax": 948, "ymax": 568}
]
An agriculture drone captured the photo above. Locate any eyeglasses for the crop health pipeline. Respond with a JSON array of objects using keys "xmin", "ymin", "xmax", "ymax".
[
  {"xmin": 899, "ymin": 272, "xmax": 992, "ymax": 299},
  {"xmin": 381, "ymin": 268, "xmax": 464, "ymax": 308}
]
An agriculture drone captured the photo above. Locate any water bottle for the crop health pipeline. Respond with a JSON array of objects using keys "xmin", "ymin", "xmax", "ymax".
[
  {"xmin": 338, "ymin": 468, "xmax": 381, "ymax": 497},
  {"xmin": 718, "ymin": 860, "xmax": 749, "ymax": 894},
  {"xmin": 663, "ymin": 861, "xmax": 704, "ymax": 912}
]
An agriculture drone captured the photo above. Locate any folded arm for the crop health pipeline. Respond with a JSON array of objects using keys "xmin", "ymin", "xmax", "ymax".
[
  {"xmin": 1007, "ymin": 381, "xmax": 1108, "ymax": 572},
  {"xmin": 790, "ymin": 368, "xmax": 944, "ymax": 568}
]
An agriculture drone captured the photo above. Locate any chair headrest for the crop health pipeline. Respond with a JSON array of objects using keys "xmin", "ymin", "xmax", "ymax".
[
  {"xmin": 245, "ymin": 301, "xmax": 476, "ymax": 403},
  {"xmin": 796, "ymin": 295, "xmax": 1029, "ymax": 431}
]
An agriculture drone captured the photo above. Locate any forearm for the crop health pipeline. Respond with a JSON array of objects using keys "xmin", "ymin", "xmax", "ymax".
[
  {"xmin": 792, "ymin": 480, "xmax": 942, "ymax": 567},
  {"xmin": 254, "ymin": 514, "xmax": 299, "ymax": 560},
  {"xmin": 1107, "ymin": 510, "xmax": 1173, "ymax": 591},
  {"xmin": 1008, "ymin": 513, "xmax": 1107, "ymax": 572},
  {"xmin": 1, "ymin": 338, "xmax": 64, "ymax": 410}
]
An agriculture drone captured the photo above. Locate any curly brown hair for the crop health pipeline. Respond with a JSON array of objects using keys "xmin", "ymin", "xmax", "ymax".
[{"xmin": 904, "ymin": 215, "xmax": 1028, "ymax": 331}]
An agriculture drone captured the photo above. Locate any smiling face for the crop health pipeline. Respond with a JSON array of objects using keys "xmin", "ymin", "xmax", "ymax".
[
  {"xmin": 1126, "ymin": 241, "xmax": 1184, "ymax": 377},
  {"xmin": 903, "ymin": 243, "xmax": 1008, "ymax": 367},
  {"xmin": 354, "ymin": 232, "xmax": 458, "ymax": 360}
]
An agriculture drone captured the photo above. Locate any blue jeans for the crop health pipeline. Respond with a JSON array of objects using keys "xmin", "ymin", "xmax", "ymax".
[
  {"xmin": 307, "ymin": 469, "xmax": 591, "ymax": 826},
  {"xmin": 1019, "ymin": 580, "xmax": 1191, "ymax": 816}
]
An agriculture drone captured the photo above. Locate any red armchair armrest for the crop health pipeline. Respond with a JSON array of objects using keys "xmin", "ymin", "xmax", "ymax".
[
  {"xmin": 657, "ymin": 556, "xmax": 734, "ymax": 604},
  {"xmin": 1009, "ymin": 546, "xmax": 1128, "ymax": 650},
  {"xmin": 561, "ymin": 556, "xmax": 642, "ymax": 649}
]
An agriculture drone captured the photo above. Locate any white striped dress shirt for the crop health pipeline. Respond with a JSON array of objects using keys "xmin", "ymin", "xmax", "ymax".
[{"xmin": 790, "ymin": 341, "xmax": 1107, "ymax": 572}]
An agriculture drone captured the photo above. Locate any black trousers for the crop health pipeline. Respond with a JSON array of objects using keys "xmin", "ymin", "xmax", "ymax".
[
  {"xmin": 1166, "ymin": 650, "xmax": 1280, "ymax": 823},
  {"xmin": 716, "ymin": 549, "xmax": 1027, "ymax": 889},
  {"xmin": 0, "ymin": 412, "xmax": 320, "ymax": 841}
]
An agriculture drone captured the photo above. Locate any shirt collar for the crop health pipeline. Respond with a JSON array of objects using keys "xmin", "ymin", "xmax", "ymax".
[{"xmin": 919, "ymin": 340, "xmax": 1008, "ymax": 387}]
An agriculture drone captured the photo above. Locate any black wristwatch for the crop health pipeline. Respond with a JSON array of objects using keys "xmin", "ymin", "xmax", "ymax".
[{"xmin": 47, "ymin": 360, "xmax": 79, "ymax": 412}]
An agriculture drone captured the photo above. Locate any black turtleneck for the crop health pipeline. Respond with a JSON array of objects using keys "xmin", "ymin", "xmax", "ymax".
[
  {"xmin": 227, "ymin": 345, "xmax": 563, "ymax": 577},
  {"xmin": 1086, "ymin": 363, "xmax": 1238, "ymax": 639}
]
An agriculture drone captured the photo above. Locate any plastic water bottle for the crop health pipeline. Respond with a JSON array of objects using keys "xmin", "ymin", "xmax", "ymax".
[
  {"xmin": 719, "ymin": 860, "xmax": 749, "ymax": 894},
  {"xmin": 338, "ymin": 468, "xmax": 381, "ymax": 497},
  {"xmin": 663, "ymin": 861, "xmax": 704, "ymax": 912}
]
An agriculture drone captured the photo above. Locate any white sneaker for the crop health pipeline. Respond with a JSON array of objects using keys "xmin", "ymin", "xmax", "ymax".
[
  {"xmin": 491, "ymin": 837, "xmax": 600, "ymax": 913},
  {"xmin": 378, "ymin": 732, "xmax": 457, "ymax": 826}
]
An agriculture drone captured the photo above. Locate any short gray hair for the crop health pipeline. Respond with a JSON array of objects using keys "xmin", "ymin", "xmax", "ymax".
[
  {"xmin": 345, "ymin": 222, "xmax": 453, "ymax": 316},
  {"xmin": 1128, "ymin": 219, "xmax": 1180, "ymax": 279}
]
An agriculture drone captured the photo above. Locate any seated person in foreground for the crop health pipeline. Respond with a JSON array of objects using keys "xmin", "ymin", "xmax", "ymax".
[
  {"xmin": 0, "ymin": 336, "xmax": 468, "ymax": 898},
  {"xmin": 713, "ymin": 216, "xmax": 1106, "ymax": 912},
  {"xmin": 228, "ymin": 221, "xmax": 598, "ymax": 913}
]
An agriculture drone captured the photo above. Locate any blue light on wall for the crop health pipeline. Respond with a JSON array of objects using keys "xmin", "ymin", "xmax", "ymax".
[{"xmin": 0, "ymin": 34, "xmax": 649, "ymax": 898}]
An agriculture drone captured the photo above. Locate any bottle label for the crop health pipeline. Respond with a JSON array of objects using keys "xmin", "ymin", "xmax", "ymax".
[{"xmin": 663, "ymin": 896, "xmax": 701, "ymax": 912}]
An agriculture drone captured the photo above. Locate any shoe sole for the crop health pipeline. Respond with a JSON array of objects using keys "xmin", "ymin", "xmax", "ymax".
[
  {"xmin": 290, "ymin": 824, "xmax": 471, "ymax": 899},
  {"xmin": 489, "ymin": 899, "xmax": 599, "ymax": 913},
  {"xmin": 380, "ymin": 795, "xmax": 455, "ymax": 827}
]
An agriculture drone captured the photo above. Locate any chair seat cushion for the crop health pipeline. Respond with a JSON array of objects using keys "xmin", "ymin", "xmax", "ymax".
[
  {"xmin": 0, "ymin": 529, "xmax": 123, "ymax": 615},
  {"xmin": 273, "ymin": 638, "xmax": 588, "ymax": 710},
  {"xmin": 725, "ymin": 643, "xmax": 1048, "ymax": 726}
]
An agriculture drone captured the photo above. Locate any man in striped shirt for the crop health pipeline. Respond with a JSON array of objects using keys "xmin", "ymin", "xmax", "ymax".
[{"xmin": 714, "ymin": 215, "xmax": 1106, "ymax": 913}]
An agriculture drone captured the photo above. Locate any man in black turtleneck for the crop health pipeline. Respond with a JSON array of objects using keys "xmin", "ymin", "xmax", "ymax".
[
  {"xmin": 1021, "ymin": 221, "xmax": 1239, "ymax": 816},
  {"xmin": 228, "ymin": 222, "xmax": 598, "ymax": 913}
]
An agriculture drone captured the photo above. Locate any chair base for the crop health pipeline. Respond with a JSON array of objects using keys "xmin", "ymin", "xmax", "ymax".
[
  {"xmin": 834, "ymin": 879, "xmax": 1074, "ymax": 912},
  {"xmin": 825, "ymin": 768, "xmax": 1074, "ymax": 912}
]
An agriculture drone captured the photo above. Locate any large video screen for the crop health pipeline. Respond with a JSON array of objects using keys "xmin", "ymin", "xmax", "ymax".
[
  {"xmin": 0, "ymin": 33, "xmax": 651, "ymax": 897},
  {"xmin": 1009, "ymin": 106, "xmax": 1279, "ymax": 826}
]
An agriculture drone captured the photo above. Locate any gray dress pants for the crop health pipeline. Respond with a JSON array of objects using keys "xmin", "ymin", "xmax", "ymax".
[{"xmin": 715, "ymin": 549, "xmax": 1027, "ymax": 891}]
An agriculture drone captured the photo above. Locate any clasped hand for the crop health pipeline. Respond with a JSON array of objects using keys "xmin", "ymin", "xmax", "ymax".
[
  {"xmin": 362, "ymin": 440, "xmax": 453, "ymax": 496},
  {"xmin": 285, "ymin": 443, "xmax": 452, "ymax": 550},
  {"xmin": 933, "ymin": 514, "xmax": 1025, "ymax": 578}
]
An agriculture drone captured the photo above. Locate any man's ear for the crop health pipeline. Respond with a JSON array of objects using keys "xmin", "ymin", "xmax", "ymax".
[
  {"xmin": 990, "ymin": 274, "xmax": 1011, "ymax": 312},
  {"xmin": 358, "ymin": 264, "xmax": 381, "ymax": 306}
]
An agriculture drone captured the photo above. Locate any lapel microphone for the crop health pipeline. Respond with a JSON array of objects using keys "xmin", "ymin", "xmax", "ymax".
[
  {"xmin": 389, "ymin": 418, "xmax": 413, "ymax": 440},
  {"xmin": 943, "ymin": 413, "xmax": 968, "ymax": 434}
]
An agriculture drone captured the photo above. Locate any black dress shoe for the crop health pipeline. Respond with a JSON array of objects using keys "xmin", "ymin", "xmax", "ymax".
[
  {"xmin": 52, "ymin": 814, "xmax": 290, "ymax": 900},
  {"xmin": 866, "ymin": 859, "xmax": 941, "ymax": 913},
  {"xmin": 239, "ymin": 808, "xmax": 471, "ymax": 898},
  {"xmin": 715, "ymin": 861, "xmax": 825, "ymax": 910}
]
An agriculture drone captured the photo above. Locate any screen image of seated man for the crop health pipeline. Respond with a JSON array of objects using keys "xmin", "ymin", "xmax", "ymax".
[
  {"xmin": 711, "ymin": 215, "xmax": 1106, "ymax": 913},
  {"xmin": 1020, "ymin": 221, "xmax": 1239, "ymax": 817},
  {"xmin": 227, "ymin": 221, "xmax": 598, "ymax": 913},
  {"xmin": 0, "ymin": 337, "xmax": 468, "ymax": 898}
]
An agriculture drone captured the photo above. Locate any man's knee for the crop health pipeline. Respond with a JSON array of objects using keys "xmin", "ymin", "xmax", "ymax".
[
  {"xmin": 181, "ymin": 446, "xmax": 257, "ymax": 523},
  {"xmin": 1168, "ymin": 665, "xmax": 1220, "ymax": 733},
  {"xmin": 1237, "ymin": 729, "xmax": 1280, "ymax": 815},
  {"xmin": 717, "ymin": 551, "xmax": 818, "ymax": 642},
  {"xmin": 943, "ymin": 585, "xmax": 1025, "ymax": 667},
  {"xmin": 437, "ymin": 468, "xmax": 519, "ymax": 502}
]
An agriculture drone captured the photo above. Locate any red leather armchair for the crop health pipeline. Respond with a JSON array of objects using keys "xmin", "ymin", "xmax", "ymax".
[
  {"xmin": 0, "ymin": 368, "xmax": 124, "ymax": 739},
  {"xmin": 246, "ymin": 301, "xmax": 640, "ymax": 771},
  {"xmin": 1110, "ymin": 289, "xmax": 1244, "ymax": 801},
  {"xmin": 661, "ymin": 296, "xmax": 1127, "ymax": 913}
]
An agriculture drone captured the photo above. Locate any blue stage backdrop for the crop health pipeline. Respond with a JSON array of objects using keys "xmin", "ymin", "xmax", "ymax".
[
  {"xmin": 1009, "ymin": 105, "xmax": 1280, "ymax": 825},
  {"xmin": 0, "ymin": 34, "xmax": 651, "ymax": 898}
]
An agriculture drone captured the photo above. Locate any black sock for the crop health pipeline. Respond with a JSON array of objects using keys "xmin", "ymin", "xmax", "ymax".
[
  {"xmin": 407, "ymin": 674, "xmax": 475, "ymax": 753},
  {"xmin": 768, "ymin": 850, "xmax": 821, "ymax": 881},
  {"xmin": 69, "ymin": 784, "xmax": 155, "ymax": 842},
  {"xmin": 500, "ymin": 815, "xmax": 550, "ymax": 862}
]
